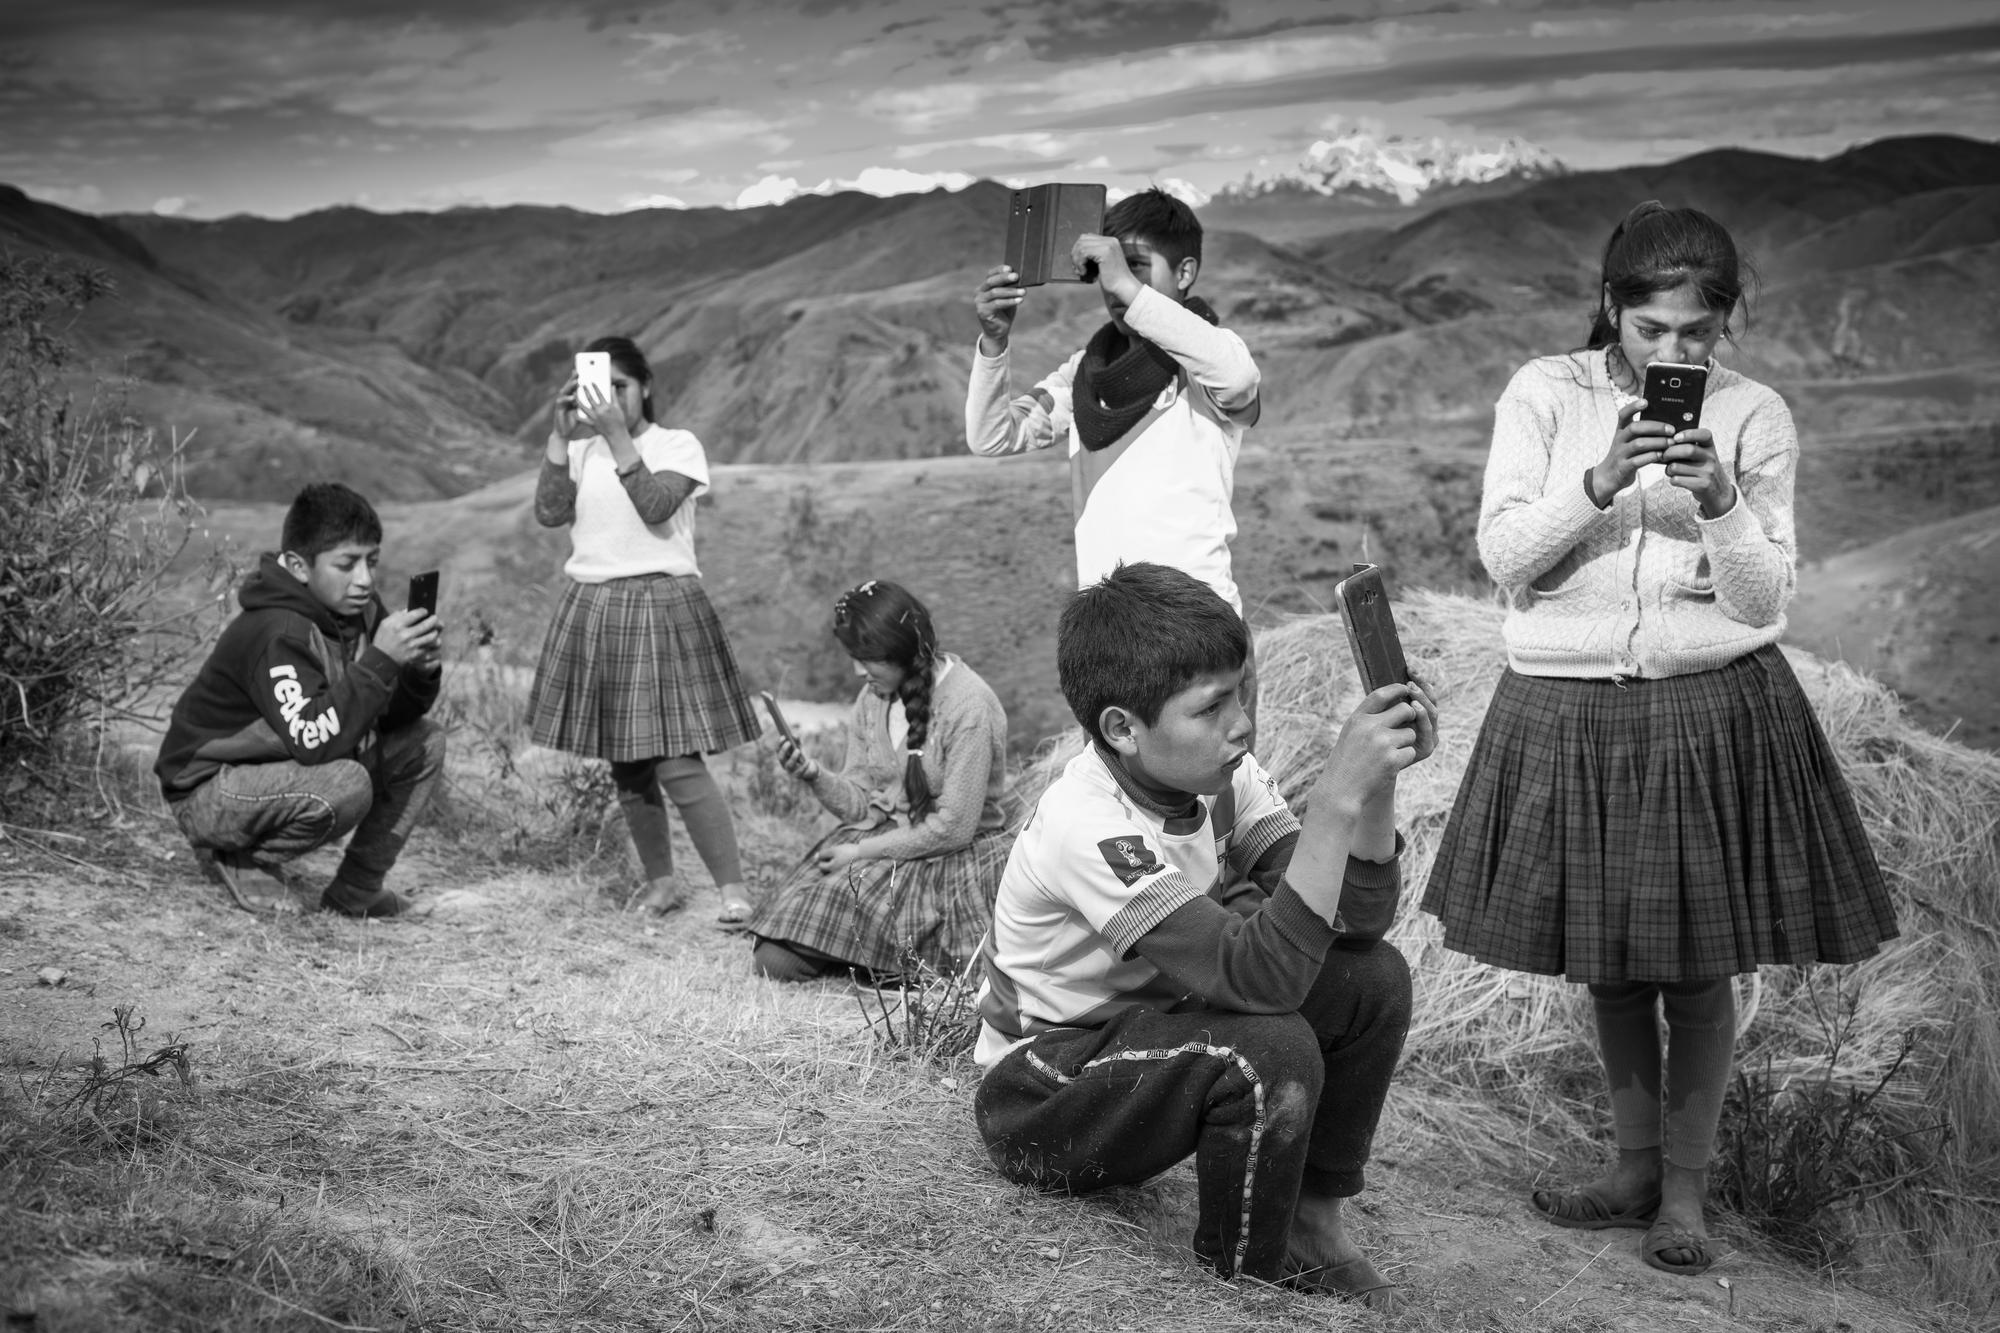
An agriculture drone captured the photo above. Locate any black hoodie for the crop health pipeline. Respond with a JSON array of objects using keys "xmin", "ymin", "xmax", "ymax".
[{"xmin": 154, "ymin": 553, "xmax": 441, "ymax": 802}]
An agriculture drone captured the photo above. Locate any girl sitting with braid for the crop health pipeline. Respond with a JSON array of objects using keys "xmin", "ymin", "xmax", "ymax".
[{"xmin": 745, "ymin": 580, "xmax": 1016, "ymax": 983}]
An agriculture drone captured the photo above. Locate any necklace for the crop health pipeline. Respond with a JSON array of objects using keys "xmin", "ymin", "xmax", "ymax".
[{"xmin": 1605, "ymin": 346, "xmax": 1641, "ymax": 396}]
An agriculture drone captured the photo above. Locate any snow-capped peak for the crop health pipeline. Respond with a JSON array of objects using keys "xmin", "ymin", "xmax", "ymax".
[{"xmin": 1223, "ymin": 130, "xmax": 1565, "ymax": 205}]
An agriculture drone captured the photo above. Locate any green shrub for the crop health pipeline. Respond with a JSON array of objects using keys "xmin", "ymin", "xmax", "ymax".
[{"xmin": 0, "ymin": 252, "xmax": 226, "ymax": 791}]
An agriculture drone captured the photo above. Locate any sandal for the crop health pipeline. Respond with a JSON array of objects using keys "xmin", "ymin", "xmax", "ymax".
[
  {"xmin": 1531, "ymin": 1183, "xmax": 1661, "ymax": 1231},
  {"xmin": 1641, "ymin": 1219, "xmax": 1715, "ymax": 1276},
  {"xmin": 195, "ymin": 847, "xmax": 301, "ymax": 916},
  {"xmin": 715, "ymin": 887, "xmax": 756, "ymax": 930},
  {"xmin": 1282, "ymin": 1256, "xmax": 1400, "ymax": 1311},
  {"xmin": 630, "ymin": 879, "xmax": 687, "ymax": 916}
]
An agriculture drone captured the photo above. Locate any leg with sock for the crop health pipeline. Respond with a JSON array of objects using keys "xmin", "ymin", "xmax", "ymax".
[
  {"xmin": 612, "ymin": 756, "xmax": 683, "ymax": 914},
  {"xmin": 1642, "ymin": 978, "xmax": 1736, "ymax": 1275},
  {"xmin": 1532, "ymin": 980, "xmax": 1666, "ymax": 1229},
  {"xmin": 657, "ymin": 754, "xmax": 754, "ymax": 920}
]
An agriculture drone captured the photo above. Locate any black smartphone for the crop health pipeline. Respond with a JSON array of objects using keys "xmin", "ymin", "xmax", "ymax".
[
  {"xmin": 1004, "ymin": 182, "xmax": 1107, "ymax": 287},
  {"xmin": 1333, "ymin": 563, "xmax": 1410, "ymax": 695},
  {"xmin": 406, "ymin": 570, "xmax": 440, "ymax": 616},
  {"xmin": 1640, "ymin": 362, "xmax": 1707, "ymax": 432},
  {"xmin": 759, "ymin": 691, "xmax": 799, "ymax": 747}
]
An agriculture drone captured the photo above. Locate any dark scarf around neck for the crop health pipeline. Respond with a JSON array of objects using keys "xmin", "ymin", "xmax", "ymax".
[{"xmin": 1073, "ymin": 295, "xmax": 1217, "ymax": 451}]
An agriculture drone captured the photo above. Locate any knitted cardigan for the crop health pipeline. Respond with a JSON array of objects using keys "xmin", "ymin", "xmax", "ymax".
[
  {"xmin": 1477, "ymin": 349, "xmax": 1798, "ymax": 679},
  {"xmin": 807, "ymin": 654, "xmax": 1011, "ymax": 861}
]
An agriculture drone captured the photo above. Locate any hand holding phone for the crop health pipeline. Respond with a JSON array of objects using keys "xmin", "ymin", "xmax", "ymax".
[
  {"xmin": 759, "ymin": 691, "xmax": 798, "ymax": 746},
  {"xmin": 763, "ymin": 693, "xmax": 821, "ymax": 782},
  {"xmin": 1639, "ymin": 362, "xmax": 1707, "ymax": 433},
  {"xmin": 406, "ymin": 570, "xmax": 440, "ymax": 616}
]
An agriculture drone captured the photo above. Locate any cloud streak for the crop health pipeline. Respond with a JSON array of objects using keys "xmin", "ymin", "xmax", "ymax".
[{"xmin": 0, "ymin": 0, "xmax": 1991, "ymax": 217}]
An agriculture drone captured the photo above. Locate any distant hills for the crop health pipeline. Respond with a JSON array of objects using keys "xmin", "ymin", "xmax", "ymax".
[
  {"xmin": 2, "ymin": 134, "xmax": 1994, "ymax": 503},
  {"xmin": 12, "ymin": 132, "xmax": 1997, "ymax": 742}
]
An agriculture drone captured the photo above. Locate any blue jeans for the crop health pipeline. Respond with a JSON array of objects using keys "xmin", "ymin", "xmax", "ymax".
[{"xmin": 171, "ymin": 720, "xmax": 445, "ymax": 894}]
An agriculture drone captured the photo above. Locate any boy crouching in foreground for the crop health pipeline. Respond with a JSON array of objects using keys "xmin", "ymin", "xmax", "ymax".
[
  {"xmin": 972, "ymin": 563, "xmax": 1436, "ymax": 1309},
  {"xmin": 155, "ymin": 483, "xmax": 445, "ymax": 918}
]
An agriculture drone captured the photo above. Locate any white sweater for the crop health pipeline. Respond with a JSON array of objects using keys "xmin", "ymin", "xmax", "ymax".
[
  {"xmin": 561, "ymin": 424, "xmax": 710, "ymax": 583},
  {"xmin": 1478, "ymin": 349, "xmax": 1797, "ymax": 679},
  {"xmin": 964, "ymin": 285, "xmax": 1260, "ymax": 614}
]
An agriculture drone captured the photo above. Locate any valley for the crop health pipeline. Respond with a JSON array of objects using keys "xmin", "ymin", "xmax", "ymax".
[{"xmin": 5, "ymin": 133, "xmax": 1997, "ymax": 744}]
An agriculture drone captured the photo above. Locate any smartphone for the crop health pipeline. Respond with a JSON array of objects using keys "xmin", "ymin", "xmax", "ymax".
[
  {"xmin": 1333, "ymin": 563, "xmax": 1410, "ymax": 695},
  {"xmin": 759, "ymin": 691, "xmax": 799, "ymax": 747},
  {"xmin": 406, "ymin": 570, "xmax": 440, "ymax": 616},
  {"xmin": 1640, "ymin": 362, "xmax": 1707, "ymax": 432},
  {"xmin": 1004, "ymin": 182, "xmax": 1107, "ymax": 287},
  {"xmin": 574, "ymin": 351, "xmax": 614, "ymax": 407}
]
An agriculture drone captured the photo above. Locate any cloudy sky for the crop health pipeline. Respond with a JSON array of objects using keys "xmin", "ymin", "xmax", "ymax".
[{"xmin": 4, "ymin": 0, "xmax": 1996, "ymax": 219}]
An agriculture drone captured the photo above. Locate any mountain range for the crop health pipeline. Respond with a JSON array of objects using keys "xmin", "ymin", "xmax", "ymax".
[
  {"xmin": 1217, "ymin": 129, "xmax": 1566, "ymax": 205},
  {"xmin": 3, "ymin": 133, "xmax": 1997, "ymax": 743}
]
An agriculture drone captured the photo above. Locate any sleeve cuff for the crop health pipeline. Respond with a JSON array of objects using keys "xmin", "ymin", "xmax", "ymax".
[
  {"xmin": 356, "ymin": 645, "xmax": 401, "ymax": 686},
  {"xmin": 1696, "ymin": 489, "xmax": 1756, "ymax": 542},
  {"xmin": 1261, "ymin": 882, "xmax": 1338, "ymax": 956},
  {"xmin": 1343, "ymin": 831, "xmax": 1404, "ymax": 888}
]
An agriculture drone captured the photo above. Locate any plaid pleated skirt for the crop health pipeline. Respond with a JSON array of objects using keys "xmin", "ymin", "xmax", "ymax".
[
  {"xmin": 528, "ymin": 573, "xmax": 760, "ymax": 763},
  {"xmin": 747, "ymin": 824, "xmax": 1014, "ymax": 976},
  {"xmin": 1420, "ymin": 645, "xmax": 1897, "ymax": 984}
]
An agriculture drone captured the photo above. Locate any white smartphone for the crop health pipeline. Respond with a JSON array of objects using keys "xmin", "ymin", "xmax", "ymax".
[{"xmin": 574, "ymin": 351, "xmax": 613, "ymax": 407}]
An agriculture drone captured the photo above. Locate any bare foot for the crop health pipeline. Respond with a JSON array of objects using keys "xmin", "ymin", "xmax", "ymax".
[{"xmin": 1286, "ymin": 1191, "xmax": 1399, "ymax": 1312}]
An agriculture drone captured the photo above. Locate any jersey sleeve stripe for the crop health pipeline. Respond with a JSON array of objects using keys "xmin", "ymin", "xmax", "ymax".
[{"xmin": 1102, "ymin": 871, "xmax": 1199, "ymax": 957}]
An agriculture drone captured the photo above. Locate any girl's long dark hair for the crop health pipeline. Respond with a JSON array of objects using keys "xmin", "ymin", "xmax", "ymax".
[
  {"xmin": 832, "ymin": 580, "xmax": 939, "ymax": 821},
  {"xmin": 1585, "ymin": 201, "xmax": 1754, "ymax": 350},
  {"xmin": 586, "ymin": 335, "xmax": 657, "ymax": 423}
]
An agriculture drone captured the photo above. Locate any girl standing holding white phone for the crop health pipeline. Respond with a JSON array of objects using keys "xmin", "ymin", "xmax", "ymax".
[{"xmin": 528, "ymin": 336, "xmax": 760, "ymax": 922}]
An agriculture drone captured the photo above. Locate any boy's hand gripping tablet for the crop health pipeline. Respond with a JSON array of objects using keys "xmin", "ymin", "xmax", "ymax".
[{"xmin": 1004, "ymin": 183, "xmax": 1107, "ymax": 287}]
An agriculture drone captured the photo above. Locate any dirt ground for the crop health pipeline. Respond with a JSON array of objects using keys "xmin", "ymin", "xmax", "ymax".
[{"xmin": 0, "ymin": 782, "xmax": 1959, "ymax": 1333}]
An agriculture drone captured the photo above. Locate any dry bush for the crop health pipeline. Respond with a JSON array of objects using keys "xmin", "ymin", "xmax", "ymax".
[{"xmin": 0, "ymin": 252, "xmax": 230, "ymax": 806}]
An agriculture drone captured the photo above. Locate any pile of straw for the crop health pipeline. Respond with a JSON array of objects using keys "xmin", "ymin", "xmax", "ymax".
[{"xmin": 1019, "ymin": 588, "xmax": 2000, "ymax": 1303}]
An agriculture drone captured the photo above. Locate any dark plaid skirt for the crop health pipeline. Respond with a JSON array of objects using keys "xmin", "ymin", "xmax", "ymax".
[
  {"xmin": 1421, "ymin": 645, "xmax": 1897, "ymax": 984},
  {"xmin": 747, "ymin": 823, "xmax": 1014, "ymax": 976},
  {"xmin": 528, "ymin": 573, "xmax": 760, "ymax": 762}
]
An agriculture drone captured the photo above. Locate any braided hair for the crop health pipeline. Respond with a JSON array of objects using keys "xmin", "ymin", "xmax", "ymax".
[
  {"xmin": 832, "ymin": 580, "xmax": 940, "ymax": 821},
  {"xmin": 1585, "ymin": 200, "xmax": 1752, "ymax": 351}
]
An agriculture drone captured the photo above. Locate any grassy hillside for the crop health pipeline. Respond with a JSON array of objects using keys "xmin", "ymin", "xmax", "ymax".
[
  {"xmin": 2, "ymin": 132, "xmax": 1979, "ymax": 503},
  {"xmin": 4, "ymin": 592, "xmax": 1994, "ymax": 1331}
]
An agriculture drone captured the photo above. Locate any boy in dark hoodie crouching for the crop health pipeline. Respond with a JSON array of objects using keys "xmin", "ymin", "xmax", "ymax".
[{"xmin": 156, "ymin": 483, "xmax": 444, "ymax": 918}]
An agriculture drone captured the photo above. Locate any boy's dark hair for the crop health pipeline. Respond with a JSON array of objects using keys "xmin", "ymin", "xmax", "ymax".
[
  {"xmin": 1586, "ymin": 201, "xmax": 1754, "ymax": 349},
  {"xmin": 1102, "ymin": 187, "xmax": 1203, "ymax": 271},
  {"xmin": 586, "ymin": 335, "xmax": 657, "ymax": 423},
  {"xmin": 1058, "ymin": 562, "xmax": 1247, "ymax": 747},
  {"xmin": 281, "ymin": 482, "xmax": 382, "ymax": 561},
  {"xmin": 833, "ymin": 580, "xmax": 940, "ymax": 820}
]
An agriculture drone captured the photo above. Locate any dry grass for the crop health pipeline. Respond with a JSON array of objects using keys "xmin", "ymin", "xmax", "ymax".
[
  {"xmin": 1253, "ymin": 592, "xmax": 2000, "ymax": 1312},
  {"xmin": 3, "ymin": 589, "xmax": 1994, "ymax": 1331}
]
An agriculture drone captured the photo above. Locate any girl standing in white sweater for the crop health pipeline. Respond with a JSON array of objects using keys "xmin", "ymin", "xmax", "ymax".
[
  {"xmin": 1421, "ymin": 203, "xmax": 1896, "ymax": 1277},
  {"xmin": 528, "ymin": 337, "xmax": 760, "ymax": 922}
]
